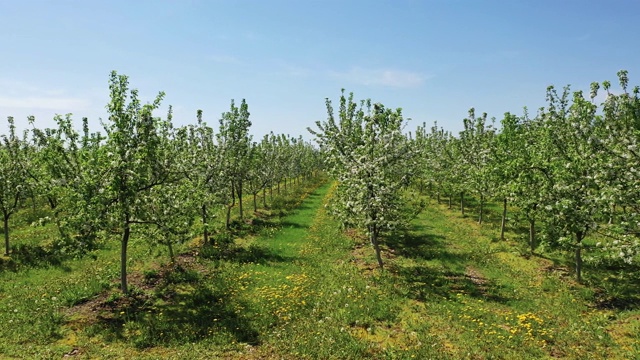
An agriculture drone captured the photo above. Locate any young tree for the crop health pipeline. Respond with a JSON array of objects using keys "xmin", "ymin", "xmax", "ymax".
[
  {"xmin": 245, "ymin": 141, "xmax": 270, "ymax": 213},
  {"xmin": 536, "ymin": 86, "xmax": 601, "ymax": 281},
  {"xmin": 589, "ymin": 71, "xmax": 640, "ymax": 264},
  {"xmin": 177, "ymin": 110, "xmax": 228, "ymax": 245},
  {"xmin": 28, "ymin": 115, "xmax": 105, "ymax": 253},
  {"xmin": 0, "ymin": 117, "xmax": 27, "ymax": 255},
  {"xmin": 100, "ymin": 71, "xmax": 172, "ymax": 293},
  {"xmin": 309, "ymin": 91, "xmax": 414, "ymax": 269},
  {"xmin": 457, "ymin": 109, "xmax": 496, "ymax": 224},
  {"xmin": 218, "ymin": 99, "xmax": 252, "ymax": 222}
]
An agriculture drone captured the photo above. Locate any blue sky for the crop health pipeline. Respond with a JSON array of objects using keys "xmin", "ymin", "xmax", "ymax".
[{"xmin": 1, "ymin": 0, "xmax": 638, "ymax": 138}]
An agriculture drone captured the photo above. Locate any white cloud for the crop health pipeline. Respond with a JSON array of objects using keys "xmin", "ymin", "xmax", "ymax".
[
  {"xmin": 0, "ymin": 79, "xmax": 94, "ymax": 129},
  {"xmin": 330, "ymin": 67, "xmax": 428, "ymax": 88}
]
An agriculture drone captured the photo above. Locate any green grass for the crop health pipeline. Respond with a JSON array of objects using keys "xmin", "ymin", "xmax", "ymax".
[{"xmin": 1, "ymin": 183, "xmax": 639, "ymax": 359}]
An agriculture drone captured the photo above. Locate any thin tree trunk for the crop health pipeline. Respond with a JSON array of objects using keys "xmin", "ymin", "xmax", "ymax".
[
  {"xmin": 253, "ymin": 193, "xmax": 257, "ymax": 212},
  {"xmin": 54, "ymin": 212, "xmax": 68, "ymax": 240},
  {"xmin": 529, "ymin": 204, "xmax": 538, "ymax": 253},
  {"xmin": 226, "ymin": 205, "xmax": 232, "ymax": 229},
  {"xmin": 231, "ymin": 181, "xmax": 236, "ymax": 206},
  {"xmin": 448, "ymin": 194, "xmax": 452, "ymax": 209},
  {"xmin": 263, "ymin": 188, "xmax": 267, "ymax": 208},
  {"xmin": 202, "ymin": 204, "xmax": 209, "ymax": 246},
  {"xmin": 270, "ymin": 186, "xmax": 273, "ymax": 202},
  {"xmin": 3, "ymin": 213, "xmax": 9, "ymax": 256},
  {"xmin": 478, "ymin": 194, "xmax": 484, "ymax": 224},
  {"xmin": 500, "ymin": 198, "xmax": 507, "ymax": 240},
  {"xmin": 575, "ymin": 231, "xmax": 584, "ymax": 282},
  {"xmin": 609, "ymin": 204, "xmax": 615, "ymax": 225},
  {"xmin": 120, "ymin": 218, "xmax": 131, "ymax": 294},
  {"xmin": 47, "ymin": 196, "xmax": 57, "ymax": 211},
  {"xmin": 370, "ymin": 225, "xmax": 384, "ymax": 270},
  {"xmin": 437, "ymin": 192, "xmax": 440, "ymax": 205},
  {"xmin": 460, "ymin": 192, "xmax": 465, "ymax": 216},
  {"xmin": 529, "ymin": 219, "xmax": 536, "ymax": 253},
  {"xmin": 277, "ymin": 181, "xmax": 280, "ymax": 195},
  {"xmin": 167, "ymin": 239, "xmax": 175, "ymax": 263},
  {"xmin": 238, "ymin": 180, "xmax": 244, "ymax": 219}
]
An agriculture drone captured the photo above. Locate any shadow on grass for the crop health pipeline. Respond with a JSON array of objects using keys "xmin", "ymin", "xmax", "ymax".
[
  {"xmin": 387, "ymin": 227, "xmax": 511, "ymax": 304},
  {"xmin": 279, "ymin": 220, "xmax": 308, "ymax": 229},
  {"xmin": 386, "ymin": 225, "xmax": 447, "ymax": 261},
  {"xmin": 0, "ymin": 244, "xmax": 72, "ymax": 272},
  {"xmin": 587, "ymin": 262, "xmax": 640, "ymax": 310},
  {"xmin": 395, "ymin": 265, "xmax": 511, "ymax": 303},
  {"xmin": 89, "ymin": 267, "xmax": 260, "ymax": 348}
]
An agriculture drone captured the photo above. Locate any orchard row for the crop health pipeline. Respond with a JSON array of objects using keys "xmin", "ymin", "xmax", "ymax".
[
  {"xmin": 310, "ymin": 71, "xmax": 640, "ymax": 282},
  {"xmin": 0, "ymin": 71, "xmax": 321, "ymax": 293}
]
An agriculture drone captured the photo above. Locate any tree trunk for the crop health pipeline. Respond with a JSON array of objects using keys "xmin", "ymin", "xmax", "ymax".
[
  {"xmin": 263, "ymin": 188, "xmax": 267, "ymax": 208},
  {"xmin": 270, "ymin": 186, "xmax": 273, "ymax": 201},
  {"xmin": 284, "ymin": 178, "xmax": 287, "ymax": 192},
  {"xmin": 575, "ymin": 231, "xmax": 584, "ymax": 282},
  {"xmin": 478, "ymin": 194, "xmax": 484, "ymax": 224},
  {"xmin": 437, "ymin": 192, "xmax": 440, "ymax": 204},
  {"xmin": 370, "ymin": 225, "xmax": 384, "ymax": 270},
  {"xmin": 167, "ymin": 239, "xmax": 175, "ymax": 263},
  {"xmin": 529, "ymin": 219, "xmax": 536, "ymax": 253},
  {"xmin": 202, "ymin": 204, "xmax": 209, "ymax": 246},
  {"xmin": 277, "ymin": 181, "xmax": 280, "ymax": 195},
  {"xmin": 3, "ymin": 213, "xmax": 9, "ymax": 256},
  {"xmin": 448, "ymin": 194, "xmax": 452, "ymax": 209},
  {"xmin": 609, "ymin": 204, "xmax": 615, "ymax": 225},
  {"xmin": 231, "ymin": 181, "xmax": 236, "ymax": 206},
  {"xmin": 253, "ymin": 193, "xmax": 257, "ymax": 213},
  {"xmin": 460, "ymin": 192, "xmax": 465, "ymax": 216},
  {"xmin": 226, "ymin": 205, "xmax": 232, "ymax": 229},
  {"xmin": 120, "ymin": 218, "xmax": 131, "ymax": 294},
  {"xmin": 238, "ymin": 180, "xmax": 244, "ymax": 219},
  {"xmin": 500, "ymin": 198, "xmax": 507, "ymax": 240},
  {"xmin": 47, "ymin": 196, "xmax": 57, "ymax": 211}
]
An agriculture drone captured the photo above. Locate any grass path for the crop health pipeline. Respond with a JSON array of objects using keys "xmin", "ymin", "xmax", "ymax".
[{"xmin": 383, "ymin": 198, "xmax": 640, "ymax": 359}]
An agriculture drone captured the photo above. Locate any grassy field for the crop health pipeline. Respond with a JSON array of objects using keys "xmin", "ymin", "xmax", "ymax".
[{"xmin": 1, "ymin": 181, "xmax": 639, "ymax": 359}]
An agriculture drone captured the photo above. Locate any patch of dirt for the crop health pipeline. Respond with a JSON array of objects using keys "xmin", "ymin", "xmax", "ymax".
[
  {"xmin": 445, "ymin": 267, "xmax": 491, "ymax": 297},
  {"xmin": 64, "ymin": 250, "xmax": 204, "ymax": 325},
  {"xmin": 465, "ymin": 267, "xmax": 488, "ymax": 287},
  {"xmin": 62, "ymin": 348, "xmax": 81, "ymax": 357},
  {"xmin": 345, "ymin": 228, "xmax": 367, "ymax": 242},
  {"xmin": 349, "ymin": 242, "xmax": 378, "ymax": 275},
  {"xmin": 464, "ymin": 266, "xmax": 491, "ymax": 297},
  {"xmin": 542, "ymin": 263, "xmax": 570, "ymax": 276}
]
